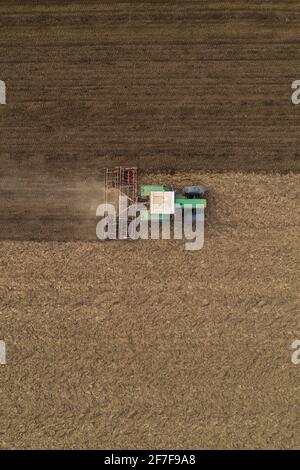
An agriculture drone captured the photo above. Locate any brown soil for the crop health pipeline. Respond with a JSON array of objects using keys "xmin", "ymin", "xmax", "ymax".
[
  {"xmin": 1, "ymin": 0, "xmax": 300, "ymax": 450},
  {"xmin": 2, "ymin": 2, "xmax": 300, "ymax": 174},
  {"xmin": 0, "ymin": 172, "xmax": 299, "ymax": 449}
]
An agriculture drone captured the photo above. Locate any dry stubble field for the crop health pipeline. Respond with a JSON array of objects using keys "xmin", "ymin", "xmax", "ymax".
[{"xmin": 0, "ymin": 172, "xmax": 299, "ymax": 449}]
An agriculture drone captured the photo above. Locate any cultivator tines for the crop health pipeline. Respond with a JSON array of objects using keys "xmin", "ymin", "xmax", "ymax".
[
  {"xmin": 103, "ymin": 166, "xmax": 138, "ymax": 239},
  {"xmin": 104, "ymin": 166, "xmax": 138, "ymax": 205}
]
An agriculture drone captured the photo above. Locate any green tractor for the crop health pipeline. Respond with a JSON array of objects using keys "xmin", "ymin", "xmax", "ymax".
[
  {"xmin": 103, "ymin": 167, "xmax": 207, "ymax": 225},
  {"xmin": 139, "ymin": 184, "xmax": 206, "ymax": 222}
]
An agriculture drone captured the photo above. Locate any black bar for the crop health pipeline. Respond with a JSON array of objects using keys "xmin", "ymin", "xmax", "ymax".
[{"xmin": 0, "ymin": 450, "xmax": 299, "ymax": 466}]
